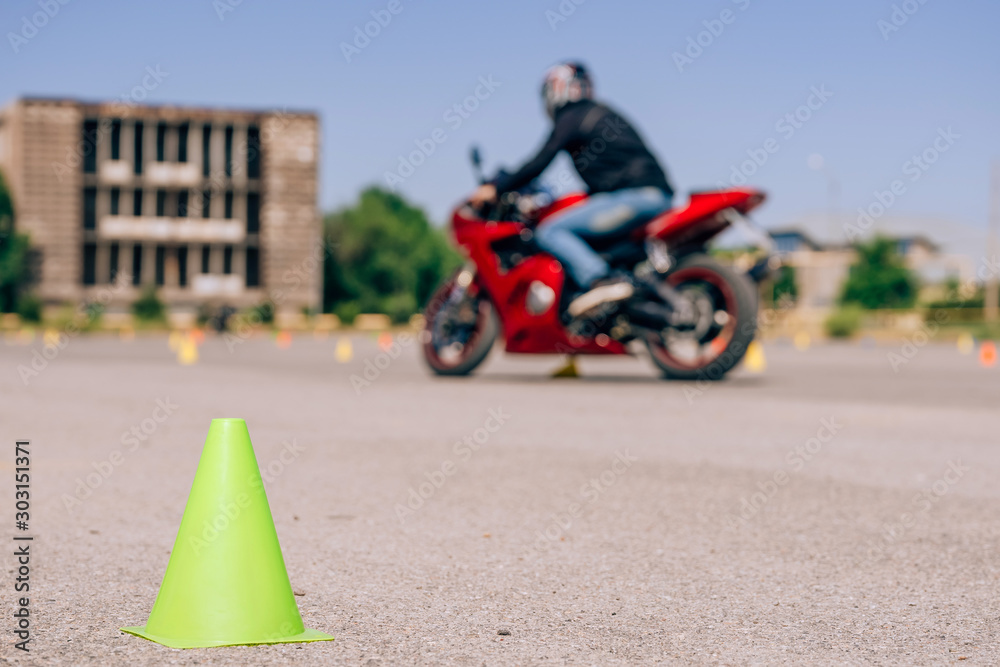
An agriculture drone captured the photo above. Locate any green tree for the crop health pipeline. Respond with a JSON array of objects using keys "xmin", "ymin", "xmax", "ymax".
[
  {"xmin": 323, "ymin": 188, "xmax": 461, "ymax": 323},
  {"xmin": 839, "ymin": 236, "xmax": 917, "ymax": 310},
  {"xmin": 0, "ymin": 169, "xmax": 33, "ymax": 314}
]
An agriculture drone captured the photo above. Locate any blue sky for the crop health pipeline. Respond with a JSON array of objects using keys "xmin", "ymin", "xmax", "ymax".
[{"xmin": 2, "ymin": 0, "xmax": 998, "ymax": 241}]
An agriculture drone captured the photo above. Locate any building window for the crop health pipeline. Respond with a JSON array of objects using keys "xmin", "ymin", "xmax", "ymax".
[
  {"xmin": 156, "ymin": 122, "xmax": 167, "ymax": 162},
  {"xmin": 177, "ymin": 122, "xmax": 189, "ymax": 163},
  {"xmin": 133, "ymin": 121, "xmax": 144, "ymax": 175},
  {"xmin": 224, "ymin": 125, "xmax": 234, "ymax": 177},
  {"xmin": 155, "ymin": 245, "xmax": 166, "ymax": 286},
  {"xmin": 110, "ymin": 120, "xmax": 122, "ymax": 161},
  {"xmin": 201, "ymin": 245, "xmax": 211, "ymax": 273},
  {"xmin": 177, "ymin": 190, "xmax": 189, "ymax": 218},
  {"xmin": 131, "ymin": 244, "xmax": 143, "ymax": 285},
  {"xmin": 245, "ymin": 246, "xmax": 260, "ymax": 287},
  {"xmin": 83, "ymin": 120, "xmax": 98, "ymax": 173},
  {"xmin": 201, "ymin": 190, "xmax": 211, "ymax": 219},
  {"xmin": 201, "ymin": 124, "xmax": 211, "ymax": 177},
  {"xmin": 83, "ymin": 187, "xmax": 97, "ymax": 230},
  {"xmin": 109, "ymin": 242, "xmax": 120, "ymax": 283},
  {"xmin": 82, "ymin": 243, "xmax": 97, "ymax": 285},
  {"xmin": 110, "ymin": 187, "xmax": 120, "ymax": 216},
  {"xmin": 156, "ymin": 190, "xmax": 167, "ymax": 217},
  {"xmin": 132, "ymin": 188, "xmax": 143, "ymax": 216},
  {"xmin": 224, "ymin": 191, "xmax": 234, "ymax": 219},
  {"xmin": 247, "ymin": 125, "xmax": 261, "ymax": 179},
  {"xmin": 223, "ymin": 245, "xmax": 233, "ymax": 274},
  {"xmin": 178, "ymin": 246, "xmax": 188, "ymax": 287},
  {"xmin": 246, "ymin": 192, "xmax": 260, "ymax": 233}
]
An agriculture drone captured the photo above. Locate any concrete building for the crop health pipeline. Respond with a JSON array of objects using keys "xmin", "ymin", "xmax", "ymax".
[
  {"xmin": 0, "ymin": 97, "xmax": 321, "ymax": 318},
  {"xmin": 770, "ymin": 227, "xmax": 973, "ymax": 310}
]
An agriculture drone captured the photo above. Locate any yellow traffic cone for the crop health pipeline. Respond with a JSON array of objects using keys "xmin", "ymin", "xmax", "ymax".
[
  {"xmin": 122, "ymin": 419, "xmax": 333, "ymax": 648},
  {"xmin": 120, "ymin": 326, "xmax": 136, "ymax": 342},
  {"xmin": 335, "ymin": 337, "xmax": 353, "ymax": 363},
  {"xmin": 744, "ymin": 340, "xmax": 766, "ymax": 373},
  {"xmin": 793, "ymin": 331, "xmax": 811, "ymax": 351},
  {"xmin": 178, "ymin": 335, "xmax": 198, "ymax": 365},
  {"xmin": 551, "ymin": 356, "xmax": 580, "ymax": 378},
  {"xmin": 43, "ymin": 328, "xmax": 60, "ymax": 348},
  {"xmin": 957, "ymin": 332, "xmax": 974, "ymax": 355}
]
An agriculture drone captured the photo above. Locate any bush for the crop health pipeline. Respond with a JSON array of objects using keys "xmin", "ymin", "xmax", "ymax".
[
  {"xmin": 839, "ymin": 236, "xmax": 918, "ymax": 310},
  {"xmin": 131, "ymin": 285, "xmax": 166, "ymax": 323},
  {"xmin": 334, "ymin": 301, "xmax": 361, "ymax": 326},
  {"xmin": 246, "ymin": 301, "xmax": 275, "ymax": 325},
  {"xmin": 771, "ymin": 265, "xmax": 798, "ymax": 305},
  {"xmin": 382, "ymin": 293, "xmax": 418, "ymax": 324},
  {"xmin": 825, "ymin": 305, "xmax": 864, "ymax": 339},
  {"xmin": 16, "ymin": 293, "xmax": 41, "ymax": 323}
]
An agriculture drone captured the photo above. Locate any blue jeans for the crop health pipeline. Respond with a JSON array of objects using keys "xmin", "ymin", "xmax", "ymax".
[{"xmin": 535, "ymin": 187, "xmax": 672, "ymax": 288}]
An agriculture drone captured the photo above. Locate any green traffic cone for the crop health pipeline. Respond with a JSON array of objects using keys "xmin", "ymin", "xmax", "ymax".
[{"xmin": 122, "ymin": 418, "xmax": 333, "ymax": 648}]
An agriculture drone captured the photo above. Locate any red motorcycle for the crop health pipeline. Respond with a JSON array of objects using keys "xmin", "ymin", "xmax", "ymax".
[{"xmin": 422, "ymin": 150, "xmax": 774, "ymax": 380}]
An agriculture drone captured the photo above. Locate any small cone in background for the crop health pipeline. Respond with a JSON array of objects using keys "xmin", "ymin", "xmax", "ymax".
[
  {"xmin": 551, "ymin": 356, "xmax": 580, "ymax": 378},
  {"xmin": 120, "ymin": 326, "xmax": 135, "ymax": 342},
  {"xmin": 957, "ymin": 332, "xmax": 975, "ymax": 355},
  {"xmin": 275, "ymin": 330, "xmax": 292, "ymax": 350},
  {"xmin": 43, "ymin": 328, "xmax": 60, "ymax": 347},
  {"xmin": 377, "ymin": 331, "xmax": 393, "ymax": 352},
  {"xmin": 191, "ymin": 329, "xmax": 206, "ymax": 345},
  {"xmin": 744, "ymin": 340, "xmax": 767, "ymax": 373},
  {"xmin": 168, "ymin": 330, "xmax": 183, "ymax": 352},
  {"xmin": 178, "ymin": 335, "xmax": 198, "ymax": 365},
  {"xmin": 793, "ymin": 331, "xmax": 811, "ymax": 351},
  {"xmin": 980, "ymin": 341, "xmax": 997, "ymax": 368},
  {"xmin": 121, "ymin": 419, "xmax": 333, "ymax": 648},
  {"xmin": 335, "ymin": 337, "xmax": 353, "ymax": 363}
]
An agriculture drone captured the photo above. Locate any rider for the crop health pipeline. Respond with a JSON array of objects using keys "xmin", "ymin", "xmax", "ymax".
[{"xmin": 470, "ymin": 62, "xmax": 675, "ymax": 317}]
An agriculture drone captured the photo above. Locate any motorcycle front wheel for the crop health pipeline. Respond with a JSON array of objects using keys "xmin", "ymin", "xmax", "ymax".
[
  {"xmin": 422, "ymin": 269, "xmax": 499, "ymax": 376},
  {"xmin": 644, "ymin": 254, "xmax": 758, "ymax": 381}
]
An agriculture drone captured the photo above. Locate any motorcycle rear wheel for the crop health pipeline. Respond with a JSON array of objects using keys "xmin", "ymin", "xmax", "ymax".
[{"xmin": 644, "ymin": 254, "xmax": 757, "ymax": 381}]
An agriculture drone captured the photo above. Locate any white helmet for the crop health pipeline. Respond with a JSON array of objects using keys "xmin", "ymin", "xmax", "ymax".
[{"xmin": 541, "ymin": 62, "xmax": 593, "ymax": 119}]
